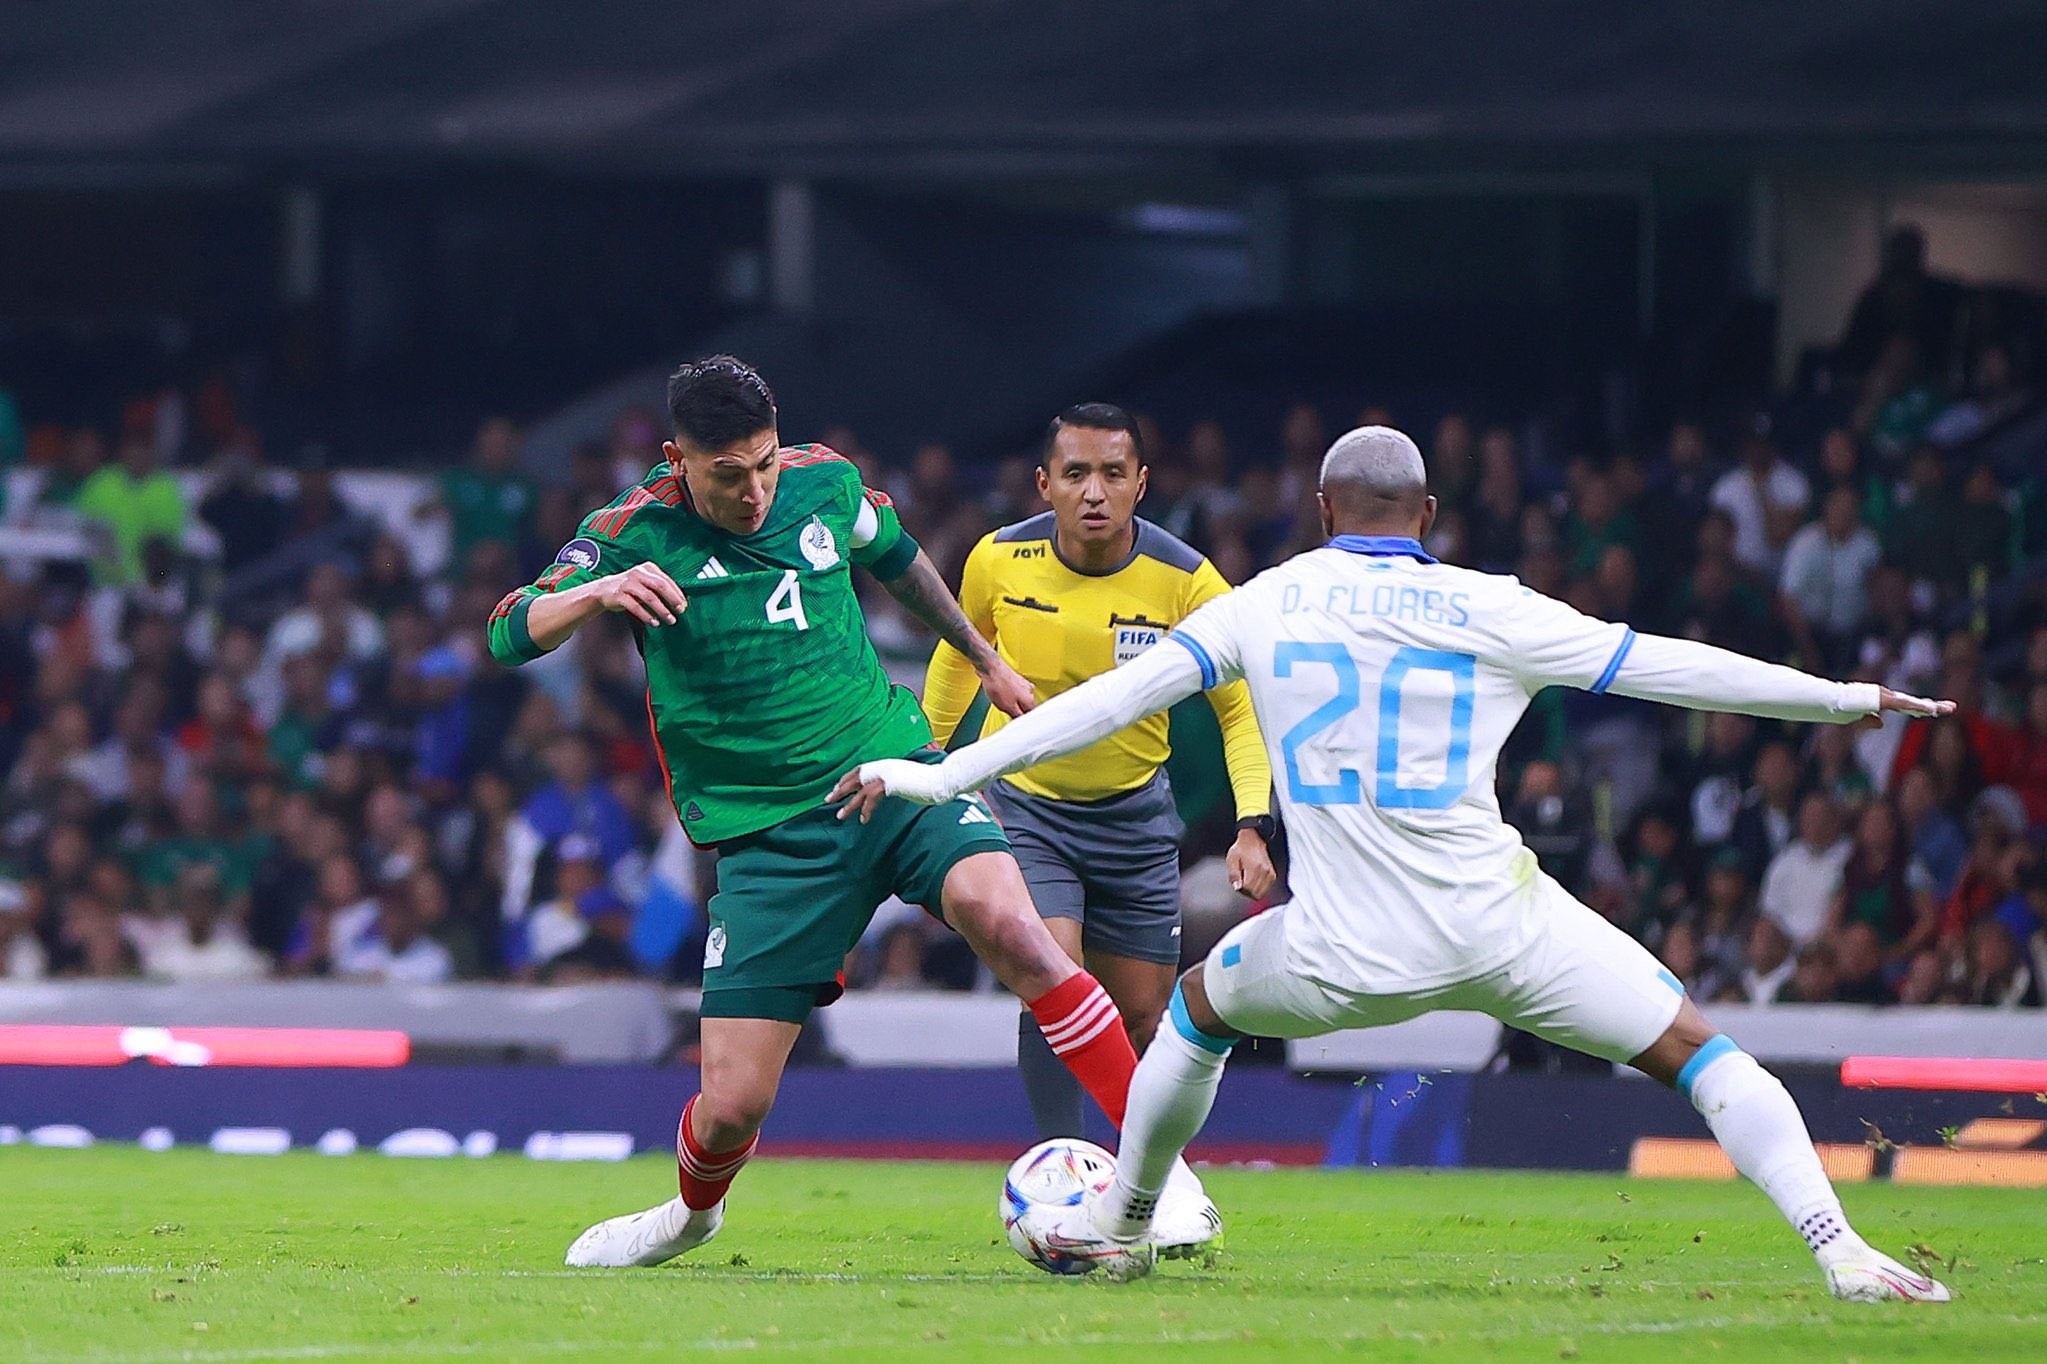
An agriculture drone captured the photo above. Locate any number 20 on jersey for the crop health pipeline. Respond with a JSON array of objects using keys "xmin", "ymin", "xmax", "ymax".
[{"xmin": 1274, "ymin": 643, "xmax": 1475, "ymax": 809}]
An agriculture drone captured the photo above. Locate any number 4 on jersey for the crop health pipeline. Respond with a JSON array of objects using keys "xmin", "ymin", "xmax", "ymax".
[{"xmin": 765, "ymin": 569, "xmax": 809, "ymax": 631}]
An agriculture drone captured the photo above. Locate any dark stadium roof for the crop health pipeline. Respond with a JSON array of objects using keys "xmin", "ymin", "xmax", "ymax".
[{"xmin": 6, "ymin": 0, "xmax": 2047, "ymax": 179}]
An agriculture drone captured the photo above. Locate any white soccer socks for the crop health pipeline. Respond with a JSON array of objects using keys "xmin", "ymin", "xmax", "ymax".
[
  {"xmin": 1095, "ymin": 985, "xmax": 1234, "ymax": 1241},
  {"xmin": 1681, "ymin": 1034, "xmax": 1947, "ymax": 1300}
]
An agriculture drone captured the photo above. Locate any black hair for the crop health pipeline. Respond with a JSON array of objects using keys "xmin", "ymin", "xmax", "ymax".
[
  {"xmin": 667, "ymin": 355, "xmax": 777, "ymax": 451},
  {"xmin": 1043, "ymin": 402, "xmax": 1144, "ymax": 466}
]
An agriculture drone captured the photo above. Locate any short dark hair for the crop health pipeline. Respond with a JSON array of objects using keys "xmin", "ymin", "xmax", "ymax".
[
  {"xmin": 1043, "ymin": 402, "xmax": 1144, "ymax": 466},
  {"xmin": 667, "ymin": 355, "xmax": 777, "ymax": 451}
]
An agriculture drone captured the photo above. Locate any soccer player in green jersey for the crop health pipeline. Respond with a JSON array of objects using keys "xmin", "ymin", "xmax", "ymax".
[{"xmin": 487, "ymin": 357, "xmax": 1155, "ymax": 1267}]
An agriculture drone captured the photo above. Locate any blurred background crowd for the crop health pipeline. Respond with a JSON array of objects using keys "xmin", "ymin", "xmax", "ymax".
[{"xmin": 2, "ymin": 225, "xmax": 2044, "ymax": 1011}]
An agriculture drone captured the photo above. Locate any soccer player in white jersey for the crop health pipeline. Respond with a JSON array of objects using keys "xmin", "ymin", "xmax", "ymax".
[{"xmin": 832, "ymin": 426, "xmax": 1954, "ymax": 1302}]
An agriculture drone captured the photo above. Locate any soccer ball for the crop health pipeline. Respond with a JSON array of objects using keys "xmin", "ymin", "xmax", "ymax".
[{"xmin": 999, "ymin": 1138, "xmax": 1116, "ymax": 1274}]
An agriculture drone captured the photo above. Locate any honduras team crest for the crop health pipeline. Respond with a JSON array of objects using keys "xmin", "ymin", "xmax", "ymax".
[{"xmin": 800, "ymin": 516, "xmax": 839, "ymax": 570}]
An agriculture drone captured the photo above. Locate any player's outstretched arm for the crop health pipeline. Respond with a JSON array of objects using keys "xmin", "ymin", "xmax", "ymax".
[
  {"xmin": 489, "ymin": 562, "xmax": 689, "ymax": 666},
  {"xmin": 876, "ymin": 549, "xmax": 1037, "ymax": 718},
  {"xmin": 531, "ymin": 563, "xmax": 688, "ymax": 646},
  {"xmin": 1602, "ymin": 631, "xmax": 1953, "ymax": 725},
  {"xmin": 830, "ymin": 637, "xmax": 1207, "ymax": 820}
]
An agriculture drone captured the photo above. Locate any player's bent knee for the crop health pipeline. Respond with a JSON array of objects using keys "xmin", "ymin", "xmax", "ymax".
[
  {"xmin": 691, "ymin": 1089, "xmax": 776, "ymax": 1147},
  {"xmin": 1631, "ymin": 999, "xmax": 1722, "ymax": 1088},
  {"xmin": 1175, "ymin": 966, "xmax": 1237, "ymax": 1042}
]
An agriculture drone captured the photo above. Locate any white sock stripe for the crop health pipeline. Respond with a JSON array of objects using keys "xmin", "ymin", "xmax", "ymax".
[
  {"xmin": 1038, "ymin": 985, "xmax": 1111, "ymax": 1034},
  {"xmin": 678, "ymin": 1138, "xmax": 757, "ymax": 1167},
  {"xmin": 676, "ymin": 1136, "xmax": 757, "ymax": 1177},
  {"xmin": 1040, "ymin": 990, "xmax": 1116, "ymax": 1046},
  {"xmin": 1049, "ymin": 1007, "xmax": 1118, "ymax": 1055}
]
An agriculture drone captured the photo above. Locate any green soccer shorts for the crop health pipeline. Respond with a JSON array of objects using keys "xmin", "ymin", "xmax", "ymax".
[{"xmin": 698, "ymin": 764, "xmax": 1011, "ymax": 1023}]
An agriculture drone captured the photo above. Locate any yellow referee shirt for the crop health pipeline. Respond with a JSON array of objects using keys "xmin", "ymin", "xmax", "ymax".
[{"xmin": 923, "ymin": 513, "xmax": 1271, "ymax": 815}]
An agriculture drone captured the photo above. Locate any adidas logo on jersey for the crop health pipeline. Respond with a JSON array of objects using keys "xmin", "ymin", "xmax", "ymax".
[
  {"xmin": 695, "ymin": 558, "xmax": 729, "ymax": 580},
  {"xmin": 957, "ymin": 799, "xmax": 994, "ymax": 826},
  {"xmin": 685, "ymin": 801, "xmax": 705, "ymax": 822}
]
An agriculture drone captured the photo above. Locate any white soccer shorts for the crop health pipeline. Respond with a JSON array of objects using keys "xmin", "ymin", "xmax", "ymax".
[{"xmin": 1203, "ymin": 877, "xmax": 1686, "ymax": 1065}]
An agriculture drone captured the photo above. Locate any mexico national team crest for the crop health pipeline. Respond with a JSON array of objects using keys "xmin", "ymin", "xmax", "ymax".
[
  {"xmin": 800, "ymin": 516, "xmax": 839, "ymax": 570},
  {"xmin": 704, "ymin": 924, "xmax": 726, "ymax": 970},
  {"xmin": 1110, "ymin": 613, "xmax": 1167, "ymax": 667}
]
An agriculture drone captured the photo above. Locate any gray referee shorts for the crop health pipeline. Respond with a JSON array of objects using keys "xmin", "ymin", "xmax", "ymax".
[{"xmin": 986, "ymin": 772, "xmax": 1186, "ymax": 966}]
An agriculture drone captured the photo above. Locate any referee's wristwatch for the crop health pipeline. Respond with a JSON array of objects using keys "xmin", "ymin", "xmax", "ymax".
[{"xmin": 1235, "ymin": 814, "xmax": 1276, "ymax": 843}]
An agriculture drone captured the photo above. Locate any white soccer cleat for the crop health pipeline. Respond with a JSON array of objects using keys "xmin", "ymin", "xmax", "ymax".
[
  {"xmin": 564, "ymin": 1196, "xmax": 722, "ymax": 1268},
  {"xmin": 1019, "ymin": 1200, "xmax": 1157, "ymax": 1282},
  {"xmin": 1153, "ymin": 1187, "xmax": 1224, "ymax": 1261},
  {"xmin": 1824, "ymin": 1243, "xmax": 1952, "ymax": 1303}
]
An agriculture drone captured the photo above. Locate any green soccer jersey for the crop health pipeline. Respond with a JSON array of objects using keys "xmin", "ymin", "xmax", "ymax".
[{"xmin": 487, "ymin": 446, "xmax": 932, "ymax": 843}]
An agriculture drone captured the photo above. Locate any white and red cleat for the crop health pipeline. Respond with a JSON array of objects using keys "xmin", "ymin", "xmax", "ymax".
[
  {"xmin": 564, "ymin": 1196, "xmax": 723, "ymax": 1268},
  {"xmin": 1019, "ymin": 1200, "xmax": 1157, "ymax": 1282},
  {"xmin": 1824, "ymin": 1242, "xmax": 1952, "ymax": 1303}
]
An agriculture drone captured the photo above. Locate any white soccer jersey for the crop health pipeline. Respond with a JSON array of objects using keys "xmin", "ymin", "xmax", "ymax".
[
  {"xmin": 1165, "ymin": 535, "xmax": 1875, "ymax": 992},
  {"xmin": 912, "ymin": 532, "xmax": 1884, "ymax": 998}
]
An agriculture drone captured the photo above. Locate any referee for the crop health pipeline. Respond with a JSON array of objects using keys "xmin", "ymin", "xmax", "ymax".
[{"xmin": 924, "ymin": 403, "xmax": 1276, "ymax": 1139}]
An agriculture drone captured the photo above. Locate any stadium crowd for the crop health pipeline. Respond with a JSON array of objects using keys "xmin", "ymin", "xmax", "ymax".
[{"xmin": 2, "ymin": 264, "xmax": 2045, "ymax": 1009}]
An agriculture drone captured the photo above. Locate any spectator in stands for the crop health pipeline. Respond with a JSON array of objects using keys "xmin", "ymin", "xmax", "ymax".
[
  {"xmin": 1667, "ymin": 512, "xmax": 1774, "ymax": 651},
  {"xmin": 1953, "ymin": 458, "xmax": 2014, "ymax": 590},
  {"xmin": 264, "ymin": 561, "xmax": 384, "ymax": 675},
  {"xmin": 74, "ymin": 434, "xmax": 186, "ymax": 586},
  {"xmin": 49, "ymin": 890, "xmax": 136, "ymax": 978},
  {"xmin": 1896, "ymin": 766, "xmax": 1968, "ymax": 899},
  {"xmin": 1806, "ymin": 723, "xmax": 1874, "ymax": 812},
  {"xmin": 335, "ymin": 878, "xmax": 453, "ymax": 985},
  {"xmin": 438, "ymin": 416, "xmax": 538, "ymax": 565},
  {"xmin": 359, "ymin": 533, "xmax": 423, "ymax": 617},
  {"xmin": 515, "ymin": 834, "xmax": 630, "ymax": 979},
  {"xmin": 1694, "ymin": 848, "xmax": 1755, "ymax": 991},
  {"xmin": 867, "ymin": 923, "xmax": 929, "ymax": 991},
  {"xmin": 0, "ymin": 880, "xmax": 44, "ymax": 979},
  {"xmin": 1779, "ymin": 487, "xmax": 1882, "ymax": 671},
  {"xmin": 1884, "ymin": 447, "xmax": 1961, "ymax": 599},
  {"xmin": 285, "ymin": 853, "xmax": 377, "ymax": 977},
  {"xmin": 1939, "ymin": 797, "xmax": 2025, "ymax": 947},
  {"xmin": 1828, "ymin": 799, "xmax": 1940, "ymax": 969},
  {"xmin": 2012, "ymin": 681, "xmax": 2047, "ymax": 827},
  {"xmin": 132, "ymin": 863, "xmax": 268, "ymax": 983},
  {"xmin": 1732, "ymin": 913, "xmax": 1797, "ymax": 1004},
  {"xmin": 1467, "ymin": 426, "xmax": 1523, "ymax": 571},
  {"xmin": 178, "ymin": 673, "xmax": 269, "ymax": 784},
  {"xmin": 1831, "ymin": 921, "xmax": 1890, "ymax": 1003},
  {"xmin": 1835, "ymin": 225, "xmax": 1960, "ymax": 387},
  {"xmin": 1709, "ymin": 414, "xmax": 1808, "ymax": 578},
  {"xmin": 1427, "ymin": 412, "xmax": 1476, "ymax": 511},
  {"xmin": 1759, "ymin": 791, "xmax": 1850, "ymax": 950},
  {"xmin": 515, "ymin": 732, "xmax": 633, "ymax": 868},
  {"xmin": 1729, "ymin": 740, "xmax": 1802, "ymax": 880},
  {"xmin": 1783, "ymin": 940, "xmax": 1841, "ymax": 1004},
  {"xmin": 1961, "ymin": 919, "xmax": 2038, "ymax": 1008},
  {"xmin": 1562, "ymin": 468, "xmax": 1639, "ymax": 581},
  {"xmin": 198, "ymin": 443, "xmax": 289, "ymax": 575},
  {"xmin": 1507, "ymin": 760, "xmax": 1596, "ymax": 899},
  {"xmin": 137, "ymin": 781, "xmax": 259, "ymax": 923}
]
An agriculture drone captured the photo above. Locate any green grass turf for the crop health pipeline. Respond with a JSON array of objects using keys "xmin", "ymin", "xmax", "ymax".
[{"xmin": 2, "ymin": 1147, "xmax": 2040, "ymax": 1362}]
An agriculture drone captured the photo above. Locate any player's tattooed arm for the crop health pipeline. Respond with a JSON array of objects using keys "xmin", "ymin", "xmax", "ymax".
[{"xmin": 880, "ymin": 550, "xmax": 1036, "ymax": 716}]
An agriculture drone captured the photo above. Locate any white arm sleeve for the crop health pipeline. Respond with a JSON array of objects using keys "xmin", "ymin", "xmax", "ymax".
[
  {"xmin": 850, "ymin": 497, "xmax": 879, "ymax": 549},
  {"xmin": 937, "ymin": 638, "xmax": 1207, "ymax": 793},
  {"xmin": 1605, "ymin": 632, "xmax": 1880, "ymax": 723}
]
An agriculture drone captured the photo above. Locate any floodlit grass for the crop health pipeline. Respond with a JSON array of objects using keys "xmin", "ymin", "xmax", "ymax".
[{"xmin": 3, "ymin": 1146, "xmax": 2038, "ymax": 1361}]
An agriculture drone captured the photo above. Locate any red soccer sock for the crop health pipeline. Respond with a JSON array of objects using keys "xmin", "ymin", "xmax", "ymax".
[
  {"xmin": 1027, "ymin": 971, "xmax": 1138, "ymax": 1128},
  {"xmin": 676, "ymin": 1095, "xmax": 758, "ymax": 1210}
]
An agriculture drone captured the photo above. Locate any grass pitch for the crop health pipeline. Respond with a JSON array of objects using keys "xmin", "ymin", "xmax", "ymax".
[{"xmin": 3, "ymin": 1147, "xmax": 2039, "ymax": 1362}]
